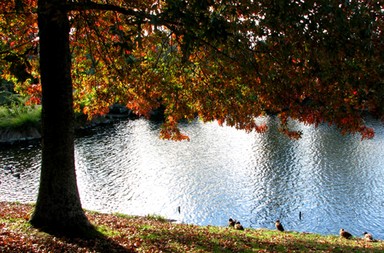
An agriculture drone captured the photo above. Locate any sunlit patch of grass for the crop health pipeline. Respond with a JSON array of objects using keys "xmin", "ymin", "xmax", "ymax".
[
  {"xmin": 95, "ymin": 224, "xmax": 121, "ymax": 237},
  {"xmin": 145, "ymin": 213, "xmax": 168, "ymax": 222},
  {"xmin": 140, "ymin": 232, "xmax": 161, "ymax": 241},
  {"xmin": 112, "ymin": 212, "xmax": 136, "ymax": 219},
  {"xmin": 0, "ymin": 104, "xmax": 41, "ymax": 129},
  {"xmin": 1, "ymin": 216, "xmax": 34, "ymax": 235},
  {"xmin": 138, "ymin": 224, "xmax": 153, "ymax": 232}
]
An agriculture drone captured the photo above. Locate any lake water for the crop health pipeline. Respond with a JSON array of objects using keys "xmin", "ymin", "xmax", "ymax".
[{"xmin": 1, "ymin": 117, "xmax": 384, "ymax": 239}]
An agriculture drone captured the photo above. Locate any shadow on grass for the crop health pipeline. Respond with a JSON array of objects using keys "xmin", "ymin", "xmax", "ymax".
[
  {"xmin": 0, "ymin": 224, "xmax": 135, "ymax": 253},
  {"xmin": 53, "ymin": 230, "xmax": 135, "ymax": 253}
]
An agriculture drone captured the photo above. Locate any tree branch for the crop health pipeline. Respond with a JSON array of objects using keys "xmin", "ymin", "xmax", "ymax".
[
  {"xmin": 0, "ymin": 41, "xmax": 33, "ymax": 55},
  {"xmin": 67, "ymin": 1, "xmax": 150, "ymax": 21}
]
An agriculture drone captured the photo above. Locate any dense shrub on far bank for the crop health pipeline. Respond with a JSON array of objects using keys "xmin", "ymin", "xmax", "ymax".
[
  {"xmin": 0, "ymin": 103, "xmax": 41, "ymax": 130},
  {"xmin": 0, "ymin": 92, "xmax": 41, "ymax": 144}
]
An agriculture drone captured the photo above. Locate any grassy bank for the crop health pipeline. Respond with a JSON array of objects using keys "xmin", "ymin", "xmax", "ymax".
[
  {"xmin": 0, "ymin": 104, "xmax": 41, "ymax": 129},
  {"xmin": 0, "ymin": 202, "xmax": 383, "ymax": 252}
]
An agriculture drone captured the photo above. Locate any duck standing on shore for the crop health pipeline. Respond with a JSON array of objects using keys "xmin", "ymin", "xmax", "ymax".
[
  {"xmin": 339, "ymin": 229, "xmax": 353, "ymax": 239},
  {"xmin": 234, "ymin": 221, "xmax": 244, "ymax": 230},
  {"xmin": 363, "ymin": 232, "xmax": 374, "ymax": 242},
  {"xmin": 275, "ymin": 220, "xmax": 284, "ymax": 232},
  {"xmin": 228, "ymin": 218, "xmax": 236, "ymax": 227}
]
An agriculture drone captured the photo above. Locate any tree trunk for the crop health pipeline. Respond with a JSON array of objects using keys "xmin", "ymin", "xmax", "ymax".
[{"xmin": 30, "ymin": 0, "xmax": 92, "ymax": 236}]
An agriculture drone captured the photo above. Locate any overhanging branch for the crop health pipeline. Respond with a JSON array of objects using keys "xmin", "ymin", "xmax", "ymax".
[
  {"xmin": 67, "ymin": 1, "xmax": 150, "ymax": 21},
  {"xmin": 66, "ymin": 1, "xmax": 183, "ymax": 28}
]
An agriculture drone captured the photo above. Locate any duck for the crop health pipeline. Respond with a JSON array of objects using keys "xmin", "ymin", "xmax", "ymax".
[
  {"xmin": 363, "ymin": 232, "xmax": 374, "ymax": 242},
  {"xmin": 339, "ymin": 228, "xmax": 353, "ymax": 239},
  {"xmin": 4, "ymin": 165, "xmax": 13, "ymax": 174},
  {"xmin": 3, "ymin": 165, "xmax": 20, "ymax": 179},
  {"xmin": 228, "ymin": 218, "xmax": 236, "ymax": 227},
  {"xmin": 234, "ymin": 221, "xmax": 244, "ymax": 230},
  {"xmin": 275, "ymin": 219, "xmax": 284, "ymax": 232}
]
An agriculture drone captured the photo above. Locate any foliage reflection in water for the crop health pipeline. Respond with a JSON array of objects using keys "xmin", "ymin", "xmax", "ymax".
[{"xmin": 1, "ymin": 117, "xmax": 384, "ymax": 239}]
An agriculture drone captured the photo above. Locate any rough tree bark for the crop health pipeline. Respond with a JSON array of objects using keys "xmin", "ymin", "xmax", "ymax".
[{"xmin": 30, "ymin": 0, "xmax": 92, "ymax": 235}]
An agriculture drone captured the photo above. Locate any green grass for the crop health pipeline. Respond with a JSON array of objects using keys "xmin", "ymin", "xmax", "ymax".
[
  {"xmin": 111, "ymin": 212, "xmax": 136, "ymax": 219},
  {"xmin": 0, "ymin": 104, "xmax": 41, "ymax": 129},
  {"xmin": 96, "ymin": 224, "xmax": 122, "ymax": 237},
  {"xmin": 0, "ymin": 91, "xmax": 42, "ymax": 130},
  {"xmin": 145, "ymin": 213, "xmax": 169, "ymax": 222}
]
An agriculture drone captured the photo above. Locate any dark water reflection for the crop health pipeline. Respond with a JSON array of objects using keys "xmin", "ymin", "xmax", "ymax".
[{"xmin": 1, "ymin": 117, "xmax": 384, "ymax": 239}]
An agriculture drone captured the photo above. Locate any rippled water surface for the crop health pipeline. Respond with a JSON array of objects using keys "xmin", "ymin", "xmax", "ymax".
[{"xmin": 1, "ymin": 117, "xmax": 384, "ymax": 239}]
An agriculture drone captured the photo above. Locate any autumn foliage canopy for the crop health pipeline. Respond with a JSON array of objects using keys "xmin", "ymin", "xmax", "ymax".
[{"xmin": 1, "ymin": 0, "xmax": 383, "ymax": 140}]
